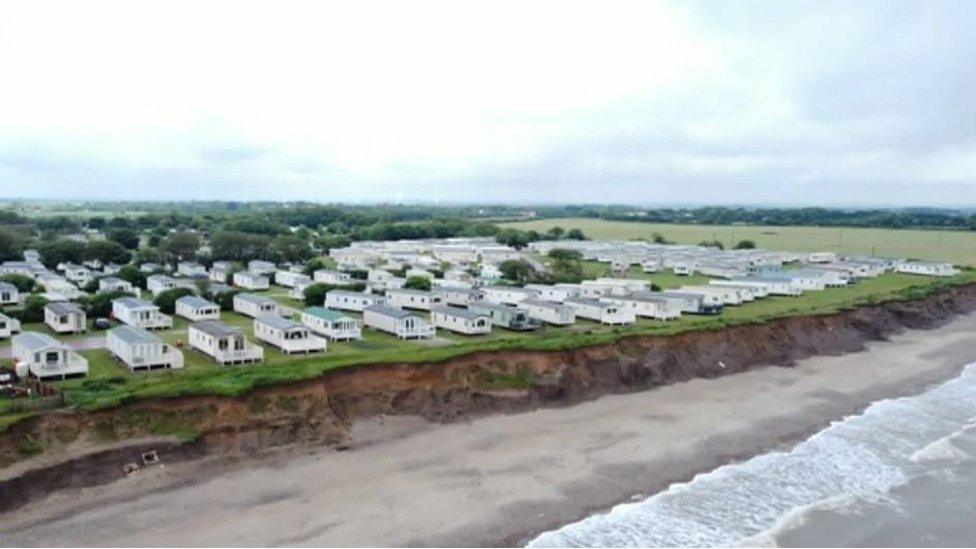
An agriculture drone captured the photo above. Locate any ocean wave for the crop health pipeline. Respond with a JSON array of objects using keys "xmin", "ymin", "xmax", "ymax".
[{"xmin": 528, "ymin": 362, "xmax": 976, "ymax": 548}]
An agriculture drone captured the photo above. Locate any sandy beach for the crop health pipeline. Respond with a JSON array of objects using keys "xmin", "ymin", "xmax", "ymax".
[{"xmin": 3, "ymin": 312, "xmax": 976, "ymax": 547}]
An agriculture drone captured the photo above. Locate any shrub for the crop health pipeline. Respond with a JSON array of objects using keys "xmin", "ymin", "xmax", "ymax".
[{"xmin": 153, "ymin": 287, "xmax": 196, "ymax": 314}]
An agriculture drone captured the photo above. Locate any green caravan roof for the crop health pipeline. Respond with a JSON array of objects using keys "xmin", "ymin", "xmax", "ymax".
[{"xmin": 304, "ymin": 307, "xmax": 350, "ymax": 322}]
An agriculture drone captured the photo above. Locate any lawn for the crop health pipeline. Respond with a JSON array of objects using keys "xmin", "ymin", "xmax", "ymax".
[
  {"xmin": 500, "ymin": 218, "xmax": 976, "ymax": 266},
  {"xmin": 1, "ymin": 268, "xmax": 972, "ymax": 425}
]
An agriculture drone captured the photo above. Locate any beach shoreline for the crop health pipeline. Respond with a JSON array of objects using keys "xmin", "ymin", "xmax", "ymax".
[{"xmin": 3, "ymin": 312, "xmax": 976, "ymax": 546}]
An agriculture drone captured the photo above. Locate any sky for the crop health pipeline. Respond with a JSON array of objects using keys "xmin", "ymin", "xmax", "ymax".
[{"xmin": 1, "ymin": 0, "xmax": 974, "ymax": 206}]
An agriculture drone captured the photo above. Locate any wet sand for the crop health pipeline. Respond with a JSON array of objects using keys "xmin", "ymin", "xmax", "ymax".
[{"xmin": 3, "ymin": 313, "xmax": 976, "ymax": 547}]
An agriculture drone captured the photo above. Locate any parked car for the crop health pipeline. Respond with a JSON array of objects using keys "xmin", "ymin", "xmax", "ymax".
[{"xmin": 93, "ymin": 318, "xmax": 113, "ymax": 330}]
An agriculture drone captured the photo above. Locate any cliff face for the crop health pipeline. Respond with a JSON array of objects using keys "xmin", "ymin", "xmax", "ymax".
[{"xmin": 3, "ymin": 284, "xmax": 976, "ymax": 512}]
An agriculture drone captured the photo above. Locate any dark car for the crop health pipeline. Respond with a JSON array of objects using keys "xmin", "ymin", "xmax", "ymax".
[{"xmin": 93, "ymin": 318, "xmax": 113, "ymax": 330}]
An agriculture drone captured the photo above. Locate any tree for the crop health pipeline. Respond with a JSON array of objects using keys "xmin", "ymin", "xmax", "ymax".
[
  {"xmin": 268, "ymin": 235, "xmax": 312, "ymax": 263},
  {"xmin": 163, "ymin": 231, "xmax": 201, "ymax": 261},
  {"xmin": 107, "ymin": 228, "xmax": 140, "ymax": 250},
  {"xmin": 303, "ymin": 257, "xmax": 329, "ymax": 275},
  {"xmin": 403, "ymin": 276, "xmax": 432, "ymax": 291},
  {"xmin": 37, "ymin": 239, "xmax": 86, "ymax": 267},
  {"xmin": 545, "ymin": 226, "xmax": 565, "ymax": 240},
  {"xmin": 498, "ymin": 259, "xmax": 535, "ymax": 283},
  {"xmin": 566, "ymin": 228, "xmax": 586, "ymax": 240},
  {"xmin": 84, "ymin": 240, "xmax": 132, "ymax": 265},
  {"xmin": 153, "ymin": 287, "xmax": 196, "ymax": 314},
  {"xmin": 651, "ymin": 232, "xmax": 671, "ymax": 245},
  {"xmin": 212, "ymin": 288, "xmax": 240, "ymax": 311},
  {"xmin": 11, "ymin": 294, "xmax": 47, "ymax": 323},
  {"xmin": 0, "ymin": 273, "xmax": 34, "ymax": 293},
  {"xmin": 547, "ymin": 248, "xmax": 582, "ymax": 261},
  {"xmin": 117, "ymin": 265, "xmax": 147, "ymax": 289},
  {"xmin": 0, "ymin": 228, "xmax": 26, "ymax": 261},
  {"xmin": 88, "ymin": 290, "xmax": 136, "ymax": 318},
  {"xmin": 494, "ymin": 229, "xmax": 532, "ymax": 249},
  {"xmin": 302, "ymin": 283, "xmax": 334, "ymax": 307},
  {"xmin": 210, "ymin": 230, "xmax": 270, "ymax": 261},
  {"xmin": 734, "ymin": 239, "xmax": 757, "ymax": 249}
]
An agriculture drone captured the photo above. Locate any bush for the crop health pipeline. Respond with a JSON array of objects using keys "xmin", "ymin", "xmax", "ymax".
[
  {"xmin": 117, "ymin": 265, "xmax": 147, "ymax": 289},
  {"xmin": 404, "ymin": 276, "xmax": 432, "ymax": 291},
  {"xmin": 302, "ymin": 282, "xmax": 365, "ymax": 307},
  {"xmin": 734, "ymin": 240, "xmax": 757, "ymax": 250},
  {"xmin": 153, "ymin": 287, "xmax": 196, "ymax": 314},
  {"xmin": 10, "ymin": 294, "xmax": 47, "ymax": 323},
  {"xmin": 212, "ymin": 289, "xmax": 240, "ymax": 311},
  {"xmin": 0, "ymin": 273, "xmax": 34, "ymax": 293}
]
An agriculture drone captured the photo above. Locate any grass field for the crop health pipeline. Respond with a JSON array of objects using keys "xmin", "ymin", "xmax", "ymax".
[
  {"xmin": 500, "ymin": 218, "xmax": 976, "ymax": 266},
  {"xmin": 2, "ymin": 268, "xmax": 974, "ymax": 430}
]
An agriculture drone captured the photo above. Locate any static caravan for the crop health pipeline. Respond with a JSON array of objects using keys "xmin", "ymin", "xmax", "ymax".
[
  {"xmin": 0, "ymin": 311, "xmax": 21, "ymax": 339},
  {"xmin": 139, "ymin": 262, "xmax": 162, "ymax": 273},
  {"xmin": 481, "ymin": 286, "xmax": 540, "ymax": 306},
  {"xmin": 189, "ymin": 320, "xmax": 264, "ymax": 365},
  {"xmin": 709, "ymin": 280, "xmax": 768, "ymax": 299},
  {"xmin": 253, "ymin": 315, "xmax": 327, "ymax": 354},
  {"xmin": 363, "ymin": 305, "xmax": 436, "ymax": 339},
  {"xmin": 468, "ymin": 303, "xmax": 541, "ymax": 331},
  {"xmin": 147, "ymin": 274, "xmax": 177, "ymax": 297},
  {"xmin": 0, "ymin": 282, "xmax": 20, "ymax": 305},
  {"xmin": 594, "ymin": 278, "xmax": 652, "ymax": 294},
  {"xmin": 678, "ymin": 285, "xmax": 745, "ymax": 306},
  {"xmin": 579, "ymin": 281, "xmax": 622, "ymax": 298},
  {"xmin": 288, "ymin": 278, "xmax": 314, "ymax": 300},
  {"xmin": 564, "ymin": 297, "xmax": 636, "ymax": 325},
  {"xmin": 62, "ymin": 263, "xmax": 92, "ymax": 285},
  {"xmin": 112, "ymin": 297, "xmax": 173, "ymax": 329},
  {"xmin": 210, "ymin": 261, "xmax": 233, "ymax": 283},
  {"xmin": 233, "ymin": 293, "xmax": 279, "ymax": 318},
  {"xmin": 301, "ymin": 307, "xmax": 362, "ymax": 341},
  {"xmin": 177, "ymin": 261, "xmax": 208, "ymax": 277},
  {"xmin": 429, "ymin": 306, "xmax": 491, "ymax": 335},
  {"xmin": 658, "ymin": 291, "xmax": 723, "ymax": 315},
  {"xmin": 405, "ymin": 268, "xmax": 435, "ymax": 280},
  {"xmin": 800, "ymin": 266, "xmax": 850, "ymax": 287},
  {"xmin": 11, "ymin": 332, "xmax": 89, "ymax": 381},
  {"xmin": 274, "ymin": 270, "xmax": 310, "ymax": 289},
  {"xmin": 385, "ymin": 288, "xmax": 443, "ymax": 311},
  {"xmin": 524, "ymin": 284, "xmax": 581, "ymax": 303},
  {"xmin": 175, "ymin": 295, "xmax": 221, "ymax": 321},
  {"xmin": 325, "ymin": 290, "xmax": 385, "ymax": 312},
  {"xmin": 731, "ymin": 276, "xmax": 801, "ymax": 297},
  {"xmin": 247, "ymin": 260, "xmax": 277, "ymax": 276},
  {"xmin": 98, "ymin": 276, "xmax": 134, "ymax": 294},
  {"xmin": 44, "ymin": 302, "xmax": 87, "ymax": 333},
  {"xmin": 313, "ymin": 269, "xmax": 354, "ymax": 285},
  {"xmin": 521, "ymin": 299, "xmax": 575, "ymax": 326},
  {"xmin": 807, "ymin": 252, "xmax": 837, "ymax": 264},
  {"xmin": 602, "ymin": 293, "xmax": 681, "ymax": 321},
  {"xmin": 233, "ymin": 270, "xmax": 270, "ymax": 291},
  {"xmin": 106, "ymin": 325, "xmax": 184, "ymax": 372},
  {"xmin": 895, "ymin": 261, "xmax": 959, "ymax": 277},
  {"xmin": 433, "ymin": 286, "xmax": 483, "ymax": 307},
  {"xmin": 768, "ymin": 272, "xmax": 827, "ymax": 292}
]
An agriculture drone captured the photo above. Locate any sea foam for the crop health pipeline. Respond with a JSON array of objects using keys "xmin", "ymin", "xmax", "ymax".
[{"xmin": 528, "ymin": 363, "xmax": 976, "ymax": 548}]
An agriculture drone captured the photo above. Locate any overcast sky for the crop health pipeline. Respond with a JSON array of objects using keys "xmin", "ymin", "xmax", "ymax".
[{"xmin": 1, "ymin": 0, "xmax": 974, "ymax": 206}]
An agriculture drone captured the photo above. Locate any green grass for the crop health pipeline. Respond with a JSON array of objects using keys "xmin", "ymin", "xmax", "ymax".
[
  {"xmin": 501, "ymin": 218, "xmax": 976, "ymax": 266},
  {"xmin": 1, "ymin": 270, "xmax": 975, "ymax": 430}
]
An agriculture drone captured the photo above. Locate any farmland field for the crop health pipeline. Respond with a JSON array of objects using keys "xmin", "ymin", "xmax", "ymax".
[{"xmin": 499, "ymin": 218, "xmax": 976, "ymax": 266}]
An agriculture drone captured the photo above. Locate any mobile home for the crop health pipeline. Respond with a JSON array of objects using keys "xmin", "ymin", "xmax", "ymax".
[
  {"xmin": 385, "ymin": 288, "xmax": 443, "ymax": 311},
  {"xmin": 98, "ymin": 276, "xmax": 134, "ymax": 294},
  {"xmin": 106, "ymin": 325, "xmax": 184, "ymax": 372},
  {"xmin": 274, "ymin": 270, "xmax": 310, "ymax": 288},
  {"xmin": 895, "ymin": 261, "xmax": 959, "ymax": 277},
  {"xmin": 189, "ymin": 320, "xmax": 264, "ymax": 365},
  {"xmin": 112, "ymin": 297, "xmax": 173, "ymax": 329},
  {"xmin": 233, "ymin": 293, "xmax": 279, "ymax": 318},
  {"xmin": 11, "ymin": 332, "xmax": 89, "ymax": 381},
  {"xmin": 247, "ymin": 260, "xmax": 277, "ymax": 276},
  {"xmin": 253, "ymin": 315, "xmax": 327, "ymax": 354},
  {"xmin": 363, "ymin": 305, "xmax": 436, "ymax": 339},
  {"xmin": 325, "ymin": 290, "xmax": 385, "ymax": 312},
  {"xmin": 524, "ymin": 283, "xmax": 582, "ymax": 303},
  {"xmin": 468, "ymin": 303, "xmax": 541, "ymax": 331},
  {"xmin": 481, "ymin": 286, "xmax": 540, "ymax": 306},
  {"xmin": 564, "ymin": 297, "xmax": 636, "ymax": 325},
  {"xmin": 429, "ymin": 306, "xmax": 491, "ymax": 335},
  {"xmin": 313, "ymin": 269, "xmax": 354, "ymax": 285},
  {"xmin": 0, "ymin": 311, "xmax": 21, "ymax": 339},
  {"xmin": 658, "ymin": 291, "xmax": 723, "ymax": 315},
  {"xmin": 175, "ymin": 295, "xmax": 221, "ymax": 321},
  {"xmin": 301, "ymin": 307, "xmax": 362, "ymax": 341},
  {"xmin": 177, "ymin": 261, "xmax": 208, "ymax": 277},
  {"xmin": 233, "ymin": 270, "xmax": 270, "ymax": 290},
  {"xmin": 521, "ymin": 299, "xmax": 576, "ymax": 326},
  {"xmin": 602, "ymin": 293, "xmax": 681, "ymax": 320},
  {"xmin": 0, "ymin": 282, "xmax": 19, "ymax": 305},
  {"xmin": 44, "ymin": 302, "xmax": 87, "ymax": 333},
  {"xmin": 432, "ymin": 286, "xmax": 483, "ymax": 307},
  {"xmin": 146, "ymin": 274, "xmax": 177, "ymax": 297}
]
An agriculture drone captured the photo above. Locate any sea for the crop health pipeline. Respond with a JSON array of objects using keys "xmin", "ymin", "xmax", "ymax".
[{"xmin": 528, "ymin": 362, "xmax": 976, "ymax": 547}]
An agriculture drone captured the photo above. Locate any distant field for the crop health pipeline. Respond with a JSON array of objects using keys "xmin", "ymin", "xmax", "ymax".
[{"xmin": 500, "ymin": 218, "xmax": 976, "ymax": 266}]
